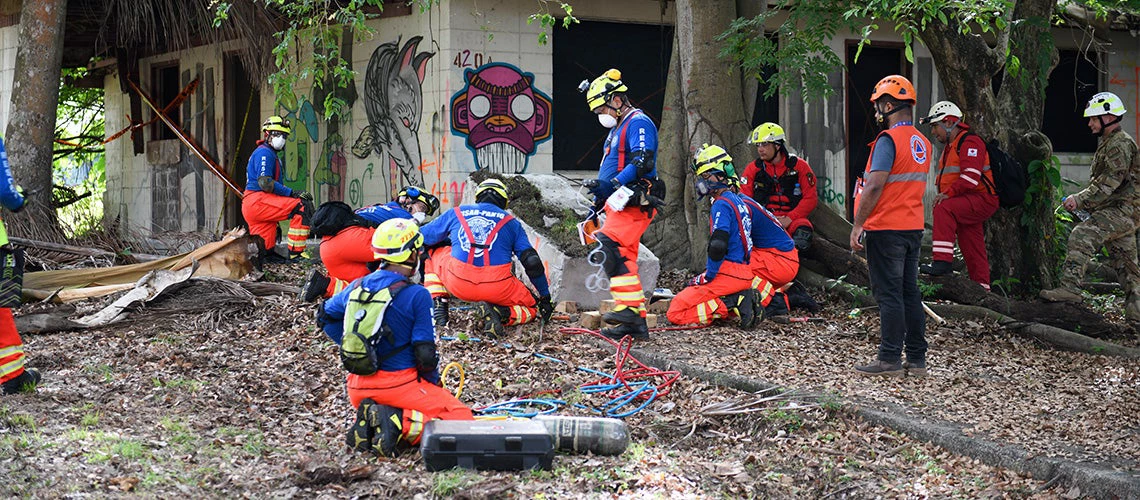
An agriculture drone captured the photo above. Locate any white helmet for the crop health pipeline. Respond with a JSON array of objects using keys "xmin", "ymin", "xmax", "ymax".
[
  {"xmin": 1083, "ymin": 92, "xmax": 1127, "ymax": 117},
  {"xmin": 919, "ymin": 101, "xmax": 963, "ymax": 125}
]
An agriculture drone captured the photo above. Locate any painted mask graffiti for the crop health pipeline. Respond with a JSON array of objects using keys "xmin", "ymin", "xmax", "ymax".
[
  {"xmin": 451, "ymin": 63, "xmax": 552, "ymax": 174},
  {"xmin": 352, "ymin": 36, "xmax": 434, "ymax": 190}
]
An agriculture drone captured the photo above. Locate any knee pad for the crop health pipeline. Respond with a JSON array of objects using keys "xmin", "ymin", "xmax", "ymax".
[{"xmin": 591, "ymin": 234, "xmax": 628, "ymax": 277}]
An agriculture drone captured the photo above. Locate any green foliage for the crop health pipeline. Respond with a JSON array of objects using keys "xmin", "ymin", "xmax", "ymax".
[
  {"xmin": 527, "ymin": 2, "xmax": 579, "ymax": 46},
  {"xmin": 54, "ymin": 67, "xmax": 106, "ymax": 237},
  {"xmin": 1023, "ymin": 155, "xmax": 1066, "ymax": 280},
  {"xmin": 918, "ymin": 281, "xmax": 942, "ymax": 299}
]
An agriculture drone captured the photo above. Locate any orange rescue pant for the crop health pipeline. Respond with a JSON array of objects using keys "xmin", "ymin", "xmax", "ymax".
[
  {"xmin": 667, "ymin": 261, "xmax": 754, "ymax": 326},
  {"xmin": 347, "ymin": 367, "xmax": 474, "ymax": 445},
  {"xmin": 423, "ymin": 247, "xmax": 538, "ymax": 325},
  {"xmin": 0, "ymin": 309, "xmax": 27, "ymax": 385},
  {"xmin": 750, "ymin": 246, "xmax": 800, "ymax": 306},
  {"xmin": 320, "ymin": 227, "xmax": 378, "ymax": 295},
  {"xmin": 599, "ymin": 206, "xmax": 654, "ymax": 311},
  {"xmin": 241, "ymin": 190, "xmax": 309, "ymax": 253}
]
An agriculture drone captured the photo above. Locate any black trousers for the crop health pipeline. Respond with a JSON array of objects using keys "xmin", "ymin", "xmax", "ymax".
[{"xmin": 865, "ymin": 229, "xmax": 926, "ymax": 363}]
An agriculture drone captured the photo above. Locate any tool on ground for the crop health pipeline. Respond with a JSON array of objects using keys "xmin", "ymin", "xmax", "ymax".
[{"xmin": 420, "ymin": 419, "xmax": 554, "ymax": 471}]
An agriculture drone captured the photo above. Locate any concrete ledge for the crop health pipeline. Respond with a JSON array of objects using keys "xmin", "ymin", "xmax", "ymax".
[{"xmin": 619, "ymin": 343, "xmax": 1140, "ymax": 498}]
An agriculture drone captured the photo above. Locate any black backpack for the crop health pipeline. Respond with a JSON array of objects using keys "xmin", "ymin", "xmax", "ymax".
[
  {"xmin": 958, "ymin": 133, "xmax": 1027, "ymax": 208},
  {"xmin": 310, "ymin": 201, "xmax": 371, "ymax": 238}
]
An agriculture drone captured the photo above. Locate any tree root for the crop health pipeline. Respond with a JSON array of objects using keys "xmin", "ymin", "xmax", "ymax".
[{"xmin": 927, "ymin": 303, "xmax": 1140, "ymax": 359}]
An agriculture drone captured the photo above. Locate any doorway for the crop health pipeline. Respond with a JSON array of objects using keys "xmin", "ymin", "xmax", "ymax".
[
  {"xmin": 224, "ymin": 54, "xmax": 261, "ymax": 229},
  {"xmin": 845, "ymin": 43, "xmax": 910, "ymax": 218}
]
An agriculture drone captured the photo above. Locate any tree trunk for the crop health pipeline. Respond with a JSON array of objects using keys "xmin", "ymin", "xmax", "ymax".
[
  {"xmin": 919, "ymin": 0, "xmax": 1058, "ymax": 292},
  {"xmin": 5, "ymin": 0, "xmax": 66, "ymax": 233},
  {"xmin": 646, "ymin": 0, "xmax": 751, "ymax": 272}
]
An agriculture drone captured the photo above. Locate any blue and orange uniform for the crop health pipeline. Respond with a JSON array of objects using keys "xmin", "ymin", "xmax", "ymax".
[
  {"xmin": 667, "ymin": 191, "xmax": 754, "ymax": 325},
  {"xmin": 241, "ymin": 141, "xmax": 310, "ymax": 254},
  {"xmin": 315, "ymin": 202, "xmax": 414, "ymax": 298},
  {"xmin": 739, "ymin": 194, "xmax": 799, "ymax": 306},
  {"xmin": 0, "ymin": 136, "xmax": 37, "ymax": 395}
]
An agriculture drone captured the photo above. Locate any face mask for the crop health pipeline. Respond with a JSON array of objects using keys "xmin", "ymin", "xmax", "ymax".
[
  {"xmin": 269, "ymin": 136, "xmax": 287, "ymax": 151},
  {"xmin": 411, "ymin": 212, "xmax": 427, "ymax": 224},
  {"xmin": 597, "ymin": 114, "xmax": 618, "ymax": 129},
  {"xmin": 694, "ymin": 178, "xmax": 713, "ymax": 199}
]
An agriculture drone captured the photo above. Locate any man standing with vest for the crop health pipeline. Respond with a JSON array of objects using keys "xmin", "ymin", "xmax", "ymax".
[
  {"xmin": 241, "ymin": 116, "xmax": 313, "ymax": 263},
  {"xmin": 578, "ymin": 69, "xmax": 664, "ymax": 340},
  {"xmin": 317, "ymin": 219, "xmax": 473, "ymax": 457},
  {"xmin": 300, "ymin": 187, "xmax": 440, "ymax": 302},
  {"xmin": 850, "ymin": 75, "xmax": 932, "ymax": 378},
  {"xmin": 667, "ymin": 144, "xmax": 760, "ymax": 329},
  {"xmin": 918, "ymin": 101, "xmax": 999, "ymax": 289},
  {"xmin": 420, "ymin": 179, "xmax": 553, "ymax": 337},
  {"xmin": 740, "ymin": 122, "xmax": 819, "ymax": 251},
  {"xmin": 1041, "ymin": 92, "xmax": 1140, "ymax": 322}
]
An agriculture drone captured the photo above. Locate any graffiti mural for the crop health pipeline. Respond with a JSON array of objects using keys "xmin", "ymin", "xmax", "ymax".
[
  {"xmin": 450, "ymin": 62, "xmax": 552, "ymax": 173},
  {"xmin": 352, "ymin": 36, "xmax": 435, "ymax": 194}
]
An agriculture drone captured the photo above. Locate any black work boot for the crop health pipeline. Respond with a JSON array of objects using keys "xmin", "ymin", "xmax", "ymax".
[
  {"xmin": 346, "ymin": 398, "xmax": 376, "ymax": 452},
  {"xmin": 723, "ymin": 290, "xmax": 758, "ymax": 329},
  {"xmin": 365, "ymin": 403, "xmax": 404, "ymax": 458},
  {"xmin": 601, "ymin": 316, "xmax": 650, "ymax": 341},
  {"xmin": 1, "ymin": 368, "xmax": 40, "ymax": 395},
  {"xmin": 792, "ymin": 227, "xmax": 813, "ymax": 251},
  {"xmin": 300, "ymin": 269, "xmax": 330, "ymax": 302},
  {"xmin": 920, "ymin": 260, "xmax": 952, "ymax": 276},
  {"xmin": 476, "ymin": 302, "xmax": 507, "ymax": 338},
  {"xmin": 432, "ymin": 297, "xmax": 450, "ymax": 327},
  {"xmin": 602, "ymin": 305, "xmax": 642, "ymax": 325},
  {"xmin": 765, "ymin": 292, "xmax": 790, "ymax": 318}
]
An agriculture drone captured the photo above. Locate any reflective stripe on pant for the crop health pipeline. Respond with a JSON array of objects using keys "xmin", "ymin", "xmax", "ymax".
[
  {"xmin": 347, "ymin": 367, "xmax": 474, "ymax": 445},
  {"xmin": 750, "ymin": 246, "xmax": 799, "ymax": 306},
  {"xmin": 0, "ymin": 308, "xmax": 26, "ymax": 384},
  {"xmin": 931, "ymin": 191, "xmax": 998, "ymax": 287},
  {"xmin": 321, "ymin": 227, "xmax": 377, "ymax": 283},
  {"xmin": 667, "ymin": 261, "xmax": 753, "ymax": 326},
  {"xmin": 424, "ymin": 246, "xmax": 538, "ymax": 325},
  {"xmin": 241, "ymin": 190, "xmax": 310, "ymax": 253},
  {"xmin": 600, "ymin": 206, "xmax": 653, "ymax": 309}
]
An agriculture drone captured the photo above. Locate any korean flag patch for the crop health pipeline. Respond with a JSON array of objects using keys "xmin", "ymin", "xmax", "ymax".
[{"xmin": 967, "ymin": 147, "xmax": 979, "ymax": 157}]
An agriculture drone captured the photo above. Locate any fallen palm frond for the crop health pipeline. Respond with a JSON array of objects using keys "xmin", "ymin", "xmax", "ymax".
[{"xmin": 700, "ymin": 387, "xmax": 816, "ymax": 416}]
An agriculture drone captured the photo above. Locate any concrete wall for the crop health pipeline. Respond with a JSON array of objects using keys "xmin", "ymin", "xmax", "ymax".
[{"xmin": 0, "ymin": 24, "xmax": 17, "ymax": 134}]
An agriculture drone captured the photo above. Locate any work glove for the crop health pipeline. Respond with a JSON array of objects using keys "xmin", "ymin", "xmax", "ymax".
[
  {"xmin": 10, "ymin": 185, "xmax": 26, "ymax": 214},
  {"xmin": 583, "ymin": 178, "xmax": 601, "ymax": 195},
  {"xmin": 537, "ymin": 295, "xmax": 554, "ymax": 324},
  {"xmin": 687, "ymin": 273, "xmax": 708, "ymax": 288},
  {"xmin": 294, "ymin": 190, "xmax": 313, "ymax": 201}
]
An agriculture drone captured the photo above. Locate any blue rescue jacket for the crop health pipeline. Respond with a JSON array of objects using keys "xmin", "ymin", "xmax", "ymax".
[{"xmin": 245, "ymin": 142, "xmax": 293, "ymax": 196}]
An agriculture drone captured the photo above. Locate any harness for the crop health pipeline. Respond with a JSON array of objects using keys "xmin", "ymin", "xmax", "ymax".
[
  {"xmin": 606, "ymin": 109, "xmax": 645, "ymax": 174},
  {"xmin": 712, "ymin": 194, "xmax": 752, "ymax": 264},
  {"xmin": 341, "ymin": 280, "xmax": 409, "ymax": 375},
  {"xmin": 752, "ymin": 155, "xmax": 802, "ymax": 212},
  {"xmin": 454, "ymin": 207, "xmax": 515, "ymax": 266}
]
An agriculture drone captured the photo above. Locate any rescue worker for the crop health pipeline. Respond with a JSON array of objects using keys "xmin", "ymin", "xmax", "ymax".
[
  {"xmin": 667, "ymin": 144, "xmax": 760, "ymax": 329},
  {"xmin": 740, "ymin": 122, "xmax": 819, "ymax": 251},
  {"xmin": 1040, "ymin": 92, "xmax": 1140, "ymax": 322},
  {"xmin": 578, "ymin": 68, "xmax": 664, "ymax": 340},
  {"xmin": 0, "ymin": 135, "xmax": 38, "ymax": 395},
  {"xmin": 850, "ymin": 75, "xmax": 932, "ymax": 378},
  {"xmin": 732, "ymin": 176, "xmax": 800, "ymax": 318},
  {"xmin": 300, "ymin": 187, "xmax": 440, "ymax": 302},
  {"xmin": 918, "ymin": 101, "xmax": 999, "ymax": 289},
  {"xmin": 317, "ymin": 218, "xmax": 474, "ymax": 457},
  {"xmin": 420, "ymin": 178, "xmax": 554, "ymax": 336},
  {"xmin": 241, "ymin": 116, "xmax": 313, "ymax": 263}
]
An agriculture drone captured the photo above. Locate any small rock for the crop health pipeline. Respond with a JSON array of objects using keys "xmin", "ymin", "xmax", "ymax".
[{"xmin": 543, "ymin": 216, "xmax": 559, "ymax": 227}]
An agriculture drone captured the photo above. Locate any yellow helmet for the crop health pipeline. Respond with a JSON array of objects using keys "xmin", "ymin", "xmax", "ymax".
[
  {"xmin": 692, "ymin": 143, "xmax": 733, "ymax": 177},
  {"xmin": 262, "ymin": 115, "xmax": 292, "ymax": 135},
  {"xmin": 579, "ymin": 69, "xmax": 629, "ymax": 112},
  {"xmin": 748, "ymin": 122, "xmax": 785, "ymax": 145},
  {"xmin": 371, "ymin": 218, "xmax": 424, "ymax": 262},
  {"xmin": 475, "ymin": 178, "xmax": 509, "ymax": 202}
]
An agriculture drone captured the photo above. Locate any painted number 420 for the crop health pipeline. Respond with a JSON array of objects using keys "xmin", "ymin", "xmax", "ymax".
[{"xmin": 453, "ymin": 49, "xmax": 491, "ymax": 68}]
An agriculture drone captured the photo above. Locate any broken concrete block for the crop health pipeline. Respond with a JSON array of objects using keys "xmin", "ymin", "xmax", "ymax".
[
  {"xmin": 599, "ymin": 300, "xmax": 616, "ymax": 314},
  {"xmin": 647, "ymin": 299, "xmax": 670, "ymax": 314},
  {"xmin": 580, "ymin": 311, "xmax": 602, "ymax": 329},
  {"xmin": 645, "ymin": 314, "xmax": 658, "ymax": 328},
  {"xmin": 555, "ymin": 301, "xmax": 578, "ymax": 314}
]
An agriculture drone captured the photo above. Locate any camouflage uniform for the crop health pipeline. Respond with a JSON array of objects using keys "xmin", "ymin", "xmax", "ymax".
[{"xmin": 1056, "ymin": 128, "xmax": 1140, "ymax": 316}]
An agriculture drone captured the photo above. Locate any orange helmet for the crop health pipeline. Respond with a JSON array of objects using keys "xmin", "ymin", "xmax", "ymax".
[{"xmin": 869, "ymin": 75, "xmax": 916, "ymax": 103}]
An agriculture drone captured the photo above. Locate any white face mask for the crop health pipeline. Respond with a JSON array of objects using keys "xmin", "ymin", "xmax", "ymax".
[
  {"xmin": 411, "ymin": 212, "xmax": 427, "ymax": 224},
  {"xmin": 269, "ymin": 136, "xmax": 287, "ymax": 151},
  {"xmin": 597, "ymin": 114, "xmax": 618, "ymax": 129}
]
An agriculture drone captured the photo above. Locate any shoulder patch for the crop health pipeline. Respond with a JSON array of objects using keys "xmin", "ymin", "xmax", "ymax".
[
  {"xmin": 910, "ymin": 135, "xmax": 928, "ymax": 164},
  {"xmin": 806, "ymin": 172, "xmax": 816, "ymax": 187}
]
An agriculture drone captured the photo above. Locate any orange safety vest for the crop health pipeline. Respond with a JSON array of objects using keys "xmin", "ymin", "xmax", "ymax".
[
  {"xmin": 858, "ymin": 125, "xmax": 931, "ymax": 231},
  {"xmin": 937, "ymin": 131, "xmax": 994, "ymax": 195}
]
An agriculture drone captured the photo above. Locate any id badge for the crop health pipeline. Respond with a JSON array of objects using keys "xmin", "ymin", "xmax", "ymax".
[{"xmin": 606, "ymin": 186, "xmax": 634, "ymax": 212}]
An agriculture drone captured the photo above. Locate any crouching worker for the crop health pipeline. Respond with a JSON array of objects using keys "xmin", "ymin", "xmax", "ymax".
[
  {"xmin": 301, "ymin": 187, "xmax": 440, "ymax": 302},
  {"xmin": 420, "ymin": 179, "xmax": 553, "ymax": 336},
  {"xmin": 317, "ymin": 219, "xmax": 474, "ymax": 457},
  {"xmin": 241, "ymin": 116, "xmax": 313, "ymax": 263},
  {"xmin": 667, "ymin": 144, "xmax": 761, "ymax": 329},
  {"xmin": 734, "ymin": 178, "xmax": 800, "ymax": 319}
]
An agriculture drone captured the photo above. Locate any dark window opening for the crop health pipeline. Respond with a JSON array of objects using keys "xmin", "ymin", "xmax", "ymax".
[
  {"xmin": 751, "ymin": 32, "xmax": 780, "ymax": 128},
  {"xmin": 151, "ymin": 64, "xmax": 181, "ymax": 140},
  {"xmin": 1043, "ymin": 49, "xmax": 1100, "ymax": 153},
  {"xmin": 844, "ymin": 42, "xmax": 910, "ymax": 218},
  {"xmin": 552, "ymin": 19, "xmax": 674, "ymax": 171}
]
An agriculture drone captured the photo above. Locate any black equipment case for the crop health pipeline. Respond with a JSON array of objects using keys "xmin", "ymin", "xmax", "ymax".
[{"xmin": 420, "ymin": 420, "xmax": 554, "ymax": 471}]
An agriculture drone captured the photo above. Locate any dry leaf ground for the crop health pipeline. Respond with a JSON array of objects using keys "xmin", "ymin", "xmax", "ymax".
[{"xmin": 0, "ymin": 262, "xmax": 1104, "ymax": 498}]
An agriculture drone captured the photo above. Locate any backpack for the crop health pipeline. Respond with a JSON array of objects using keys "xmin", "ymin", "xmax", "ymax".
[
  {"xmin": 311, "ymin": 201, "xmax": 371, "ymax": 238},
  {"xmin": 340, "ymin": 280, "xmax": 409, "ymax": 375},
  {"xmin": 958, "ymin": 133, "xmax": 1028, "ymax": 208}
]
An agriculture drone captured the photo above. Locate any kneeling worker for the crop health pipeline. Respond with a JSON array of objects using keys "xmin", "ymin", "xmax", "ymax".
[
  {"xmin": 317, "ymin": 219, "xmax": 473, "ymax": 457},
  {"xmin": 667, "ymin": 144, "xmax": 760, "ymax": 329},
  {"xmin": 420, "ymin": 178, "xmax": 554, "ymax": 336},
  {"xmin": 241, "ymin": 116, "xmax": 313, "ymax": 263}
]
